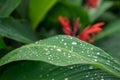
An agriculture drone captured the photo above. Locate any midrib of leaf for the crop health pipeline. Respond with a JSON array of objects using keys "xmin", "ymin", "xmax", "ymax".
[
  {"xmin": 0, "ymin": 35, "xmax": 120, "ymax": 78},
  {"xmin": 0, "ymin": 44, "xmax": 120, "ymax": 78}
]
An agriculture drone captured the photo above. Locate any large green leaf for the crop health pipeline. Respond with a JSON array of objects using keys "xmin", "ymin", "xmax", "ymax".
[
  {"xmin": 0, "ymin": 35, "xmax": 120, "ymax": 79},
  {"xmin": 0, "ymin": 18, "xmax": 37, "ymax": 43},
  {"xmin": 29, "ymin": 0, "xmax": 58, "ymax": 29},
  {"xmin": 0, "ymin": 61, "xmax": 119, "ymax": 80},
  {"xmin": 0, "ymin": 0, "xmax": 21, "ymax": 17}
]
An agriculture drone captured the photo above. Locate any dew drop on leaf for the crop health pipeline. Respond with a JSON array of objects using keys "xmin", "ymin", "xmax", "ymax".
[
  {"xmin": 57, "ymin": 48, "xmax": 61, "ymax": 52},
  {"xmin": 64, "ymin": 78, "xmax": 68, "ymax": 80},
  {"xmin": 72, "ymin": 41, "xmax": 77, "ymax": 45}
]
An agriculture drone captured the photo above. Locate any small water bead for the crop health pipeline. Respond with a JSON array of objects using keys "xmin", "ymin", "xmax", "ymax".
[
  {"xmin": 94, "ymin": 73, "xmax": 97, "ymax": 75},
  {"xmin": 64, "ymin": 43, "xmax": 67, "ymax": 45},
  {"xmin": 39, "ymin": 75, "xmax": 42, "ymax": 78},
  {"xmin": 107, "ymin": 60, "xmax": 110, "ymax": 63},
  {"xmin": 35, "ymin": 54, "xmax": 39, "ymax": 56},
  {"xmin": 44, "ymin": 48, "xmax": 48, "ymax": 51},
  {"xmin": 57, "ymin": 48, "xmax": 61, "ymax": 52},
  {"xmin": 49, "ymin": 55, "xmax": 52, "ymax": 57},
  {"xmin": 85, "ymin": 75, "xmax": 89, "ymax": 77},
  {"xmin": 61, "ymin": 39, "xmax": 64, "ymax": 41},
  {"xmin": 101, "ymin": 76, "xmax": 104, "ymax": 80},
  {"xmin": 50, "ymin": 48, "xmax": 53, "ymax": 50},
  {"xmin": 88, "ymin": 55, "xmax": 91, "ymax": 57},
  {"xmin": 51, "ymin": 78, "xmax": 55, "ymax": 80},
  {"xmin": 97, "ymin": 52, "xmax": 100, "ymax": 55},
  {"xmin": 48, "ymin": 57, "xmax": 51, "ymax": 60},
  {"xmin": 81, "ymin": 51, "xmax": 84, "ymax": 53},
  {"xmin": 91, "ymin": 48, "xmax": 93, "ymax": 50},
  {"xmin": 35, "ymin": 41, "xmax": 39, "ymax": 44},
  {"xmin": 64, "ymin": 78, "xmax": 68, "ymax": 80},
  {"xmin": 72, "ymin": 41, "xmax": 77, "ymax": 45},
  {"xmin": 89, "ymin": 66, "xmax": 94, "ymax": 69},
  {"xmin": 69, "ymin": 66, "xmax": 74, "ymax": 69},
  {"xmin": 53, "ymin": 45, "xmax": 56, "ymax": 48},
  {"xmin": 94, "ymin": 59, "xmax": 97, "ymax": 62},
  {"xmin": 68, "ymin": 55, "xmax": 71, "ymax": 58},
  {"xmin": 70, "ymin": 37, "xmax": 73, "ymax": 39}
]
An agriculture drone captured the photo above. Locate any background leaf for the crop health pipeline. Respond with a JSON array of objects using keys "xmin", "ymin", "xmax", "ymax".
[
  {"xmin": 67, "ymin": 0, "xmax": 83, "ymax": 6},
  {"xmin": 29, "ymin": 0, "xmax": 58, "ymax": 29},
  {"xmin": 0, "ymin": 35, "xmax": 120, "ymax": 78},
  {"xmin": 95, "ymin": 20, "xmax": 120, "ymax": 62},
  {"xmin": 0, "ymin": 18, "xmax": 37, "ymax": 43},
  {"xmin": 0, "ymin": 36, "xmax": 6, "ymax": 49},
  {"xmin": 0, "ymin": 0, "xmax": 21, "ymax": 17},
  {"xmin": 89, "ymin": 1, "xmax": 113, "ymax": 22},
  {"xmin": 41, "ymin": 1, "xmax": 89, "ymax": 29},
  {"xmin": 0, "ymin": 61, "xmax": 119, "ymax": 80}
]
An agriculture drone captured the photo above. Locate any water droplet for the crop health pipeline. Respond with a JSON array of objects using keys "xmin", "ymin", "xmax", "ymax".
[
  {"xmin": 64, "ymin": 78, "xmax": 68, "ymax": 80},
  {"xmin": 64, "ymin": 43, "xmax": 67, "ymax": 45},
  {"xmin": 72, "ymin": 41, "xmax": 77, "ymax": 45},
  {"xmin": 85, "ymin": 75, "xmax": 88, "ymax": 77},
  {"xmin": 91, "ymin": 48, "xmax": 93, "ymax": 50},
  {"xmin": 57, "ymin": 49, "xmax": 61, "ymax": 52},
  {"xmin": 89, "ymin": 66, "xmax": 94, "ymax": 69},
  {"xmin": 39, "ymin": 75, "xmax": 42, "ymax": 78},
  {"xmin": 94, "ymin": 59, "xmax": 97, "ymax": 62},
  {"xmin": 52, "ymin": 78, "xmax": 55, "ymax": 80},
  {"xmin": 44, "ymin": 48, "xmax": 48, "ymax": 51},
  {"xmin": 70, "ymin": 66, "xmax": 73, "ymax": 69},
  {"xmin": 97, "ymin": 52, "xmax": 100, "ymax": 55},
  {"xmin": 35, "ymin": 41, "xmax": 39, "ymax": 44},
  {"xmin": 61, "ymin": 39, "xmax": 64, "ymax": 41},
  {"xmin": 68, "ymin": 55, "xmax": 71, "ymax": 58}
]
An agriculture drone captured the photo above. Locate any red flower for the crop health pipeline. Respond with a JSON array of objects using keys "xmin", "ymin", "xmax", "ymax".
[
  {"xmin": 86, "ymin": 0, "xmax": 99, "ymax": 8},
  {"xmin": 58, "ymin": 16, "xmax": 104, "ymax": 43}
]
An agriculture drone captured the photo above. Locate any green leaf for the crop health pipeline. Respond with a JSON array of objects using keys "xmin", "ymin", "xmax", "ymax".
[
  {"xmin": 0, "ymin": 61, "xmax": 119, "ymax": 80},
  {"xmin": 29, "ymin": 0, "xmax": 58, "ymax": 29},
  {"xmin": 0, "ymin": 18, "xmax": 37, "ymax": 43},
  {"xmin": 67, "ymin": 0, "xmax": 83, "ymax": 6},
  {"xmin": 89, "ymin": 1, "xmax": 113, "ymax": 22},
  {"xmin": 96, "ymin": 20, "xmax": 120, "ymax": 40},
  {"xmin": 42, "ymin": 1, "xmax": 89, "ymax": 28},
  {"xmin": 0, "ymin": 0, "xmax": 21, "ymax": 17},
  {"xmin": 96, "ymin": 31, "xmax": 120, "ymax": 63},
  {"xmin": 16, "ymin": 0, "xmax": 29, "ymax": 18},
  {"xmin": 0, "ymin": 35, "xmax": 120, "ymax": 78},
  {"xmin": 0, "ymin": 36, "xmax": 6, "ymax": 49},
  {"xmin": 95, "ymin": 20, "xmax": 120, "ymax": 62}
]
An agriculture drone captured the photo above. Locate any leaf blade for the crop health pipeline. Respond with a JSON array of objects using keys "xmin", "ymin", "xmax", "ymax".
[
  {"xmin": 29, "ymin": 0, "xmax": 58, "ymax": 29},
  {"xmin": 0, "ymin": 61, "xmax": 119, "ymax": 80},
  {"xmin": 0, "ymin": 35, "xmax": 120, "ymax": 78},
  {"xmin": 0, "ymin": 0, "xmax": 21, "ymax": 17}
]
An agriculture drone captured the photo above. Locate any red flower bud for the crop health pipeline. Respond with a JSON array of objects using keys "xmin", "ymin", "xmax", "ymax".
[{"xmin": 86, "ymin": 0, "xmax": 99, "ymax": 8}]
